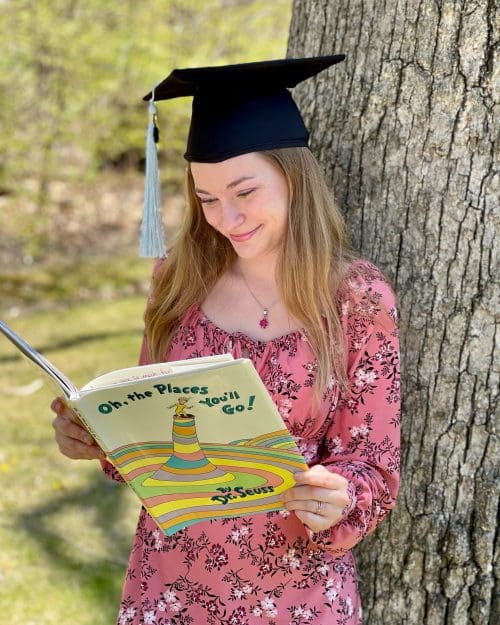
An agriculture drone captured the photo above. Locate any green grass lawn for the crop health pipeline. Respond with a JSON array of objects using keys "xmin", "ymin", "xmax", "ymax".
[{"xmin": 0, "ymin": 296, "xmax": 149, "ymax": 625}]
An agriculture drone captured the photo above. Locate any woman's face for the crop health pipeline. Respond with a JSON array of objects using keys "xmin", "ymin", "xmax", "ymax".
[{"xmin": 190, "ymin": 152, "xmax": 290, "ymax": 264}]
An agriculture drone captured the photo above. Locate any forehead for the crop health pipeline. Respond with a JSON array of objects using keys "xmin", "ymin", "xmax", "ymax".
[{"xmin": 190, "ymin": 152, "xmax": 275, "ymax": 183}]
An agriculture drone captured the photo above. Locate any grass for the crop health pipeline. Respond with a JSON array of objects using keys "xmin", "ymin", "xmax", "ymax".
[{"xmin": 0, "ymin": 294, "xmax": 151, "ymax": 625}]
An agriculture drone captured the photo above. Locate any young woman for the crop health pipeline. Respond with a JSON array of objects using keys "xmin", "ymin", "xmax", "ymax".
[{"xmin": 52, "ymin": 57, "xmax": 400, "ymax": 624}]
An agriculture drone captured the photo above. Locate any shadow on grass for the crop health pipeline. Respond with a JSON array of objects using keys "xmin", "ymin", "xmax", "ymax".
[
  {"xmin": 15, "ymin": 469, "xmax": 138, "ymax": 622},
  {"xmin": 0, "ymin": 328, "xmax": 143, "ymax": 364}
]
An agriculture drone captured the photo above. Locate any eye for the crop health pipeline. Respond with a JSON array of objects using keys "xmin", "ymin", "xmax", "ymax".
[
  {"xmin": 198, "ymin": 197, "xmax": 217, "ymax": 205},
  {"xmin": 237, "ymin": 188, "xmax": 255, "ymax": 198}
]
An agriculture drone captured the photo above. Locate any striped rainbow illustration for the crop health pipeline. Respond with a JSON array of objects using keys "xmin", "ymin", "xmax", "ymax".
[{"xmin": 108, "ymin": 399, "xmax": 305, "ymax": 535}]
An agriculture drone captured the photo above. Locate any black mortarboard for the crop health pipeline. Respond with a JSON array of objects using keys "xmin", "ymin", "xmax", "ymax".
[
  {"xmin": 143, "ymin": 55, "xmax": 345, "ymax": 163},
  {"xmin": 140, "ymin": 55, "xmax": 345, "ymax": 257}
]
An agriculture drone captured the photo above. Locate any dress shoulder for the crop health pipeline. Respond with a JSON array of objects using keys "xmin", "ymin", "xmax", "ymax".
[{"xmin": 338, "ymin": 259, "xmax": 398, "ymax": 336}]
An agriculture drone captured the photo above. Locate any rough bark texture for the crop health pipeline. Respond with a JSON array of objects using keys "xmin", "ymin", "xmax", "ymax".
[{"xmin": 288, "ymin": 2, "xmax": 498, "ymax": 624}]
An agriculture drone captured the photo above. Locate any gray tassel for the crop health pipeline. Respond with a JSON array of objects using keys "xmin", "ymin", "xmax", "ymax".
[{"xmin": 140, "ymin": 95, "xmax": 166, "ymax": 258}]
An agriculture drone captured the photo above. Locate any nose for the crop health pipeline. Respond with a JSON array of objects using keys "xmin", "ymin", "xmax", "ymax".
[{"xmin": 220, "ymin": 200, "xmax": 245, "ymax": 230}]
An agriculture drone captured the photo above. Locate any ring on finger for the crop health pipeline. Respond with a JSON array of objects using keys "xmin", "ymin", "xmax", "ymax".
[{"xmin": 316, "ymin": 500, "xmax": 325, "ymax": 515}]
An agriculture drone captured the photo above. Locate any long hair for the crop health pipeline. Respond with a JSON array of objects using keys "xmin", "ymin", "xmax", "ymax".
[{"xmin": 145, "ymin": 147, "xmax": 355, "ymax": 393}]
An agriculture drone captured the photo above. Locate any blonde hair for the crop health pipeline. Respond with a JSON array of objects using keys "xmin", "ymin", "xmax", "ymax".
[{"xmin": 145, "ymin": 147, "xmax": 355, "ymax": 393}]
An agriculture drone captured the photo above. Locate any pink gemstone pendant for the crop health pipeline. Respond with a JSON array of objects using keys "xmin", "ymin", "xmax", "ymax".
[{"xmin": 259, "ymin": 309, "xmax": 269, "ymax": 329}]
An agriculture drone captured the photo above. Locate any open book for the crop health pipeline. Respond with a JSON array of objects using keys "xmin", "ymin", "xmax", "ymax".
[{"xmin": 0, "ymin": 319, "xmax": 307, "ymax": 535}]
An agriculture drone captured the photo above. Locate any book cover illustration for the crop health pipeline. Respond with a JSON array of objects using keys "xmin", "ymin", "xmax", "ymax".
[{"xmin": 76, "ymin": 361, "xmax": 307, "ymax": 536}]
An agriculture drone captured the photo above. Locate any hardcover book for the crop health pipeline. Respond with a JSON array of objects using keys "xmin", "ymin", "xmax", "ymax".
[{"xmin": 0, "ymin": 320, "xmax": 307, "ymax": 535}]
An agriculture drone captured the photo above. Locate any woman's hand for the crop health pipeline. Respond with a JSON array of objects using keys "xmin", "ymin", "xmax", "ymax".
[
  {"xmin": 51, "ymin": 397, "xmax": 105, "ymax": 460},
  {"xmin": 282, "ymin": 464, "xmax": 350, "ymax": 533}
]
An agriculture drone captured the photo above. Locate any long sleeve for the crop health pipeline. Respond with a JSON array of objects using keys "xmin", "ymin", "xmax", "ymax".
[{"xmin": 310, "ymin": 263, "xmax": 401, "ymax": 555}]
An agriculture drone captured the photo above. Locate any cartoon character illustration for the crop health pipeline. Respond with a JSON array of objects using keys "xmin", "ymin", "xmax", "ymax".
[{"xmin": 168, "ymin": 396, "xmax": 193, "ymax": 418}]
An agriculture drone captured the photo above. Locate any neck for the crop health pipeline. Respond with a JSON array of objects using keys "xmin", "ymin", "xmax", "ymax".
[{"xmin": 234, "ymin": 255, "xmax": 279, "ymax": 286}]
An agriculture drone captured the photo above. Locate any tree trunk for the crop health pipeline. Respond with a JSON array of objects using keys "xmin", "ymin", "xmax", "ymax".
[{"xmin": 287, "ymin": 2, "xmax": 498, "ymax": 624}]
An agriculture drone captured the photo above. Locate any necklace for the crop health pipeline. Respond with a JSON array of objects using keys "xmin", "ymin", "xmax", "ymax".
[{"xmin": 240, "ymin": 273, "xmax": 280, "ymax": 329}]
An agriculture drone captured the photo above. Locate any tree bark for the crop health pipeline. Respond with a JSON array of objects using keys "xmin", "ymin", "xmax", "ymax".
[{"xmin": 287, "ymin": 2, "xmax": 498, "ymax": 624}]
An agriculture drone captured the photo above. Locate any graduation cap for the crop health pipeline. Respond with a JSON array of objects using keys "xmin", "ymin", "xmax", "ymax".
[{"xmin": 140, "ymin": 55, "xmax": 345, "ymax": 257}]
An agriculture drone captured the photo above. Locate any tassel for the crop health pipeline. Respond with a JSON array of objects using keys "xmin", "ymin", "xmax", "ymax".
[{"xmin": 140, "ymin": 93, "xmax": 167, "ymax": 258}]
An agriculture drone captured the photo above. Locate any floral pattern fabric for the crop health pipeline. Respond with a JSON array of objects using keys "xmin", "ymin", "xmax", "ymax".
[{"xmin": 104, "ymin": 260, "xmax": 400, "ymax": 625}]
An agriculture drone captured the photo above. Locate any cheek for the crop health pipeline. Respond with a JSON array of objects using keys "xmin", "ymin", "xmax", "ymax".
[
  {"xmin": 262, "ymin": 181, "xmax": 289, "ymax": 225},
  {"xmin": 202, "ymin": 206, "xmax": 219, "ymax": 229},
  {"xmin": 267, "ymin": 196, "xmax": 289, "ymax": 231}
]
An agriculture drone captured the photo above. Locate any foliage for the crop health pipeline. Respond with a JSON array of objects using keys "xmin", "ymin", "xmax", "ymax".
[
  {"xmin": 0, "ymin": 0, "xmax": 292, "ymax": 194},
  {"xmin": 0, "ymin": 0, "xmax": 291, "ymax": 279}
]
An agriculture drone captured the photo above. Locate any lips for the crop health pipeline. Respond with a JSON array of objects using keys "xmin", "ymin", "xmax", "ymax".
[{"xmin": 229, "ymin": 224, "xmax": 262, "ymax": 242}]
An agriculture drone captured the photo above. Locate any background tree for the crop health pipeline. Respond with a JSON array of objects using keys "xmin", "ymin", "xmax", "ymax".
[{"xmin": 288, "ymin": 2, "xmax": 497, "ymax": 624}]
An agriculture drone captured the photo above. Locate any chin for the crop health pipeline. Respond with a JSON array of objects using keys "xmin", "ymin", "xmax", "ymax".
[{"xmin": 232, "ymin": 248, "xmax": 258, "ymax": 260}]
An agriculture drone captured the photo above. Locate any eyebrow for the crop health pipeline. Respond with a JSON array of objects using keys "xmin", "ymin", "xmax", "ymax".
[{"xmin": 195, "ymin": 175, "xmax": 256, "ymax": 195}]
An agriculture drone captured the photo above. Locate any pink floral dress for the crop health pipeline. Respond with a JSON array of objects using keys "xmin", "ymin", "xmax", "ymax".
[{"xmin": 103, "ymin": 260, "xmax": 400, "ymax": 625}]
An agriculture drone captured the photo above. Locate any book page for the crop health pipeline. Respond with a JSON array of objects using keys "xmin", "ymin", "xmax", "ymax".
[{"xmin": 80, "ymin": 354, "xmax": 234, "ymax": 391}]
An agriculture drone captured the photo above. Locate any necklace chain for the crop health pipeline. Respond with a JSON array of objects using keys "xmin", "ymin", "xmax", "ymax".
[{"xmin": 240, "ymin": 273, "xmax": 280, "ymax": 329}]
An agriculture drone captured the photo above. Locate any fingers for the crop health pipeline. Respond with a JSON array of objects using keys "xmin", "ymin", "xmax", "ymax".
[
  {"xmin": 51, "ymin": 397, "xmax": 80, "ymax": 423},
  {"xmin": 283, "ymin": 489, "xmax": 348, "ymax": 521},
  {"xmin": 282, "ymin": 465, "xmax": 351, "ymax": 532},
  {"xmin": 283, "ymin": 495, "xmax": 345, "ymax": 533},
  {"xmin": 282, "ymin": 490, "xmax": 340, "ymax": 532},
  {"xmin": 282, "ymin": 496, "xmax": 330, "ymax": 516},
  {"xmin": 52, "ymin": 412, "xmax": 94, "ymax": 447},
  {"xmin": 283, "ymin": 484, "xmax": 350, "ymax": 510},
  {"xmin": 54, "ymin": 428, "xmax": 105, "ymax": 460},
  {"xmin": 294, "ymin": 464, "xmax": 348, "ymax": 490},
  {"xmin": 292, "ymin": 509, "xmax": 335, "ymax": 533},
  {"xmin": 51, "ymin": 397, "xmax": 105, "ymax": 460}
]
